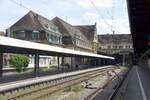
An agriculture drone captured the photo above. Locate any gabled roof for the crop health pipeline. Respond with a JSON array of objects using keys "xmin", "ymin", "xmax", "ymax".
[
  {"xmin": 74, "ymin": 25, "xmax": 96, "ymax": 42},
  {"xmin": 10, "ymin": 11, "xmax": 57, "ymax": 31},
  {"xmin": 51, "ymin": 17, "xmax": 88, "ymax": 41}
]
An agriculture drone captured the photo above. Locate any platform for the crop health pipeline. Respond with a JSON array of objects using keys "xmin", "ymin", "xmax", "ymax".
[
  {"xmin": 0, "ymin": 66, "xmax": 114, "ymax": 93},
  {"xmin": 111, "ymin": 66, "xmax": 150, "ymax": 100},
  {"xmin": 122, "ymin": 66, "xmax": 150, "ymax": 100},
  {"xmin": 91, "ymin": 66, "xmax": 150, "ymax": 100}
]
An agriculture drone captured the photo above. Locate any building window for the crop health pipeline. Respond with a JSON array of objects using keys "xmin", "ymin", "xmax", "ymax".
[
  {"xmin": 76, "ymin": 39, "xmax": 79, "ymax": 45},
  {"xmin": 32, "ymin": 30, "xmax": 39, "ymax": 40},
  {"xmin": 125, "ymin": 45, "xmax": 131, "ymax": 49},
  {"xmin": 43, "ymin": 58, "xmax": 47, "ymax": 64},
  {"xmin": 48, "ymin": 34, "xmax": 52, "ymax": 43},
  {"xmin": 113, "ymin": 45, "xmax": 117, "ymax": 49},
  {"xmin": 108, "ymin": 45, "xmax": 111, "ymax": 49},
  {"xmin": 14, "ymin": 31, "xmax": 25, "ymax": 39},
  {"xmin": 119, "ymin": 45, "xmax": 123, "ymax": 49},
  {"xmin": 48, "ymin": 34, "xmax": 62, "ymax": 44},
  {"xmin": 59, "ymin": 37, "xmax": 62, "ymax": 44},
  {"xmin": 125, "ymin": 45, "xmax": 128, "ymax": 48},
  {"xmin": 44, "ymin": 24, "xmax": 49, "ymax": 29}
]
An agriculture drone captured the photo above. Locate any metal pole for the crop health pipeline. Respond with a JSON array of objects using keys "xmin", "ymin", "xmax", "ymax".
[
  {"xmin": 122, "ymin": 54, "xmax": 125, "ymax": 66},
  {"xmin": 94, "ymin": 58, "xmax": 97, "ymax": 67},
  {"xmin": 62, "ymin": 57, "xmax": 64, "ymax": 72},
  {"xmin": 71, "ymin": 57, "xmax": 73, "ymax": 70},
  {"xmin": 0, "ymin": 52, "xmax": 3, "ymax": 77},
  {"xmin": 57, "ymin": 56, "xmax": 60, "ymax": 71},
  {"xmin": 103, "ymin": 59, "xmax": 106, "ymax": 66},
  {"xmin": 89, "ymin": 58, "xmax": 91, "ymax": 68},
  {"xmin": 37, "ymin": 55, "xmax": 39, "ymax": 69},
  {"xmin": 34, "ymin": 54, "xmax": 39, "ymax": 76}
]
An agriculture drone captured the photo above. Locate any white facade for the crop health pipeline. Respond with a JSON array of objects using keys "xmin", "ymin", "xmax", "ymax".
[{"xmin": 28, "ymin": 55, "xmax": 58, "ymax": 68}]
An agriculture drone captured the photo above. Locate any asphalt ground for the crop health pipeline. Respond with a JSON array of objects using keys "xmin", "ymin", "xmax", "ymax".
[
  {"xmin": 123, "ymin": 66, "xmax": 150, "ymax": 100},
  {"xmin": 112, "ymin": 66, "xmax": 150, "ymax": 100}
]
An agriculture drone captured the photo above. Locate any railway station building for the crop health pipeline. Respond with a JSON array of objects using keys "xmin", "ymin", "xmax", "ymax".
[
  {"xmin": 52, "ymin": 17, "xmax": 98, "ymax": 67},
  {"xmin": 5, "ymin": 11, "xmax": 98, "ymax": 69}
]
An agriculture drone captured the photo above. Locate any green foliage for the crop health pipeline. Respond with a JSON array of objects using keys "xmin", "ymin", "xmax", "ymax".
[
  {"xmin": 10, "ymin": 54, "xmax": 30, "ymax": 72},
  {"xmin": 41, "ymin": 67, "xmax": 49, "ymax": 72},
  {"xmin": 71, "ymin": 85, "xmax": 83, "ymax": 92},
  {"xmin": 13, "ymin": 31, "xmax": 16, "ymax": 37},
  {"xmin": 64, "ymin": 86, "xmax": 72, "ymax": 92}
]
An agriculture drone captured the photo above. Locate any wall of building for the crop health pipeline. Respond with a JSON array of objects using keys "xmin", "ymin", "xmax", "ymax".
[{"xmin": 98, "ymin": 34, "xmax": 134, "ymax": 65}]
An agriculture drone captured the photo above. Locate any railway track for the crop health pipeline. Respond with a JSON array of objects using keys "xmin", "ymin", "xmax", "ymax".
[
  {"xmin": 84, "ymin": 68, "xmax": 129, "ymax": 100},
  {"xmin": 0, "ymin": 66, "xmax": 116, "ymax": 100}
]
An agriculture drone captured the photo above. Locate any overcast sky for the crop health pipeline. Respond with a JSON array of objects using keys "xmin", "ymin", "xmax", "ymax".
[{"xmin": 0, "ymin": 0, "xmax": 130, "ymax": 34}]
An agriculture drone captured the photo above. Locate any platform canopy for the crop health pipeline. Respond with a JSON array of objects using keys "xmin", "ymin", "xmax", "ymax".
[
  {"xmin": 127, "ymin": 0, "xmax": 150, "ymax": 57},
  {"xmin": 0, "ymin": 36, "xmax": 114, "ymax": 59}
]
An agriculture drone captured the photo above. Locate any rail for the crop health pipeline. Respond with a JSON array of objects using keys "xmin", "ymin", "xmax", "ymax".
[{"xmin": 0, "ymin": 66, "xmax": 116, "ymax": 100}]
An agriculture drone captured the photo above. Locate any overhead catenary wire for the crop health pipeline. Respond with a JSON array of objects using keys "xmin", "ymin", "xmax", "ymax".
[
  {"xmin": 40, "ymin": 0, "xmax": 94, "ymax": 26},
  {"xmin": 89, "ymin": 0, "xmax": 112, "ymax": 29},
  {"xmin": 8, "ymin": 0, "xmax": 31, "ymax": 11},
  {"xmin": 8, "ymin": 0, "xmax": 120, "ymax": 34},
  {"xmin": 89, "ymin": 0, "xmax": 120, "ymax": 34},
  {"xmin": 111, "ymin": 0, "xmax": 116, "ymax": 34}
]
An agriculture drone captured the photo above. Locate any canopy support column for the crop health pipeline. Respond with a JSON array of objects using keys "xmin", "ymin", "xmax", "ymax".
[
  {"xmin": 0, "ymin": 52, "xmax": 3, "ymax": 77},
  {"xmin": 57, "ymin": 56, "xmax": 60, "ymax": 71},
  {"xmin": 34, "ymin": 54, "xmax": 39, "ymax": 76},
  {"xmin": 94, "ymin": 58, "xmax": 96, "ymax": 67},
  {"xmin": 62, "ymin": 57, "xmax": 64, "ymax": 72},
  {"xmin": 102, "ymin": 59, "xmax": 105, "ymax": 66},
  {"xmin": 71, "ymin": 57, "xmax": 73, "ymax": 70}
]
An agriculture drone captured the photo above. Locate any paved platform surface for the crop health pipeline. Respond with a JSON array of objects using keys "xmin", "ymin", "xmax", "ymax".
[
  {"xmin": 0, "ymin": 66, "xmax": 92, "ymax": 84},
  {"xmin": 93, "ymin": 66, "xmax": 150, "ymax": 100},
  {"xmin": 0, "ymin": 66, "xmax": 113, "ymax": 92},
  {"xmin": 123, "ymin": 66, "xmax": 150, "ymax": 100}
]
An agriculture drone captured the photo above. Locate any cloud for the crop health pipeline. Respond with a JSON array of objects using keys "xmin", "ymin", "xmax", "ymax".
[
  {"xmin": 76, "ymin": 0, "xmax": 118, "ymax": 8},
  {"xmin": 82, "ymin": 12, "xmax": 99, "ymax": 24},
  {"xmin": 97, "ymin": 18, "xmax": 130, "ymax": 34},
  {"xmin": 81, "ymin": 12, "xmax": 130, "ymax": 34},
  {"xmin": 0, "ymin": 0, "xmax": 130, "ymax": 34},
  {"xmin": 84, "ymin": 12, "xmax": 99, "ymax": 19}
]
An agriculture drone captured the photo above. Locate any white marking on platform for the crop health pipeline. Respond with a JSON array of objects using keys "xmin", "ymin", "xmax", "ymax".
[{"xmin": 136, "ymin": 67, "xmax": 147, "ymax": 100}]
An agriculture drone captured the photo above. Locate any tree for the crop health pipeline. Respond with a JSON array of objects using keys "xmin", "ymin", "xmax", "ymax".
[{"xmin": 9, "ymin": 54, "xmax": 30, "ymax": 72}]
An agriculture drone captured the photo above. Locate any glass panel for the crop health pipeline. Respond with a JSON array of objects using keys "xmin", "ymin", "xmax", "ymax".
[
  {"xmin": 32, "ymin": 31, "xmax": 39, "ymax": 40},
  {"xmin": 15, "ymin": 31, "xmax": 25, "ymax": 39},
  {"xmin": 48, "ymin": 34, "xmax": 52, "ymax": 43}
]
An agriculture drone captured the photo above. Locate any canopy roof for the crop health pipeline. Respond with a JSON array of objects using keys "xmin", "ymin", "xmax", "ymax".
[
  {"xmin": 0, "ymin": 36, "xmax": 114, "ymax": 59},
  {"xmin": 127, "ymin": 0, "xmax": 150, "ymax": 56}
]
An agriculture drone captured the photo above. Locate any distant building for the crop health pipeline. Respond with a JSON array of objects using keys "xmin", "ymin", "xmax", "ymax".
[
  {"xmin": 98, "ymin": 34, "xmax": 134, "ymax": 65},
  {"xmin": 0, "ymin": 31, "xmax": 5, "ymax": 36}
]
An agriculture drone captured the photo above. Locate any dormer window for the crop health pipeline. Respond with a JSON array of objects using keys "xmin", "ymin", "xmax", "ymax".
[
  {"xmin": 14, "ymin": 30, "xmax": 25, "ymax": 39},
  {"xmin": 32, "ymin": 30, "xmax": 39, "ymax": 40},
  {"xmin": 44, "ymin": 24, "xmax": 49, "ymax": 29}
]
